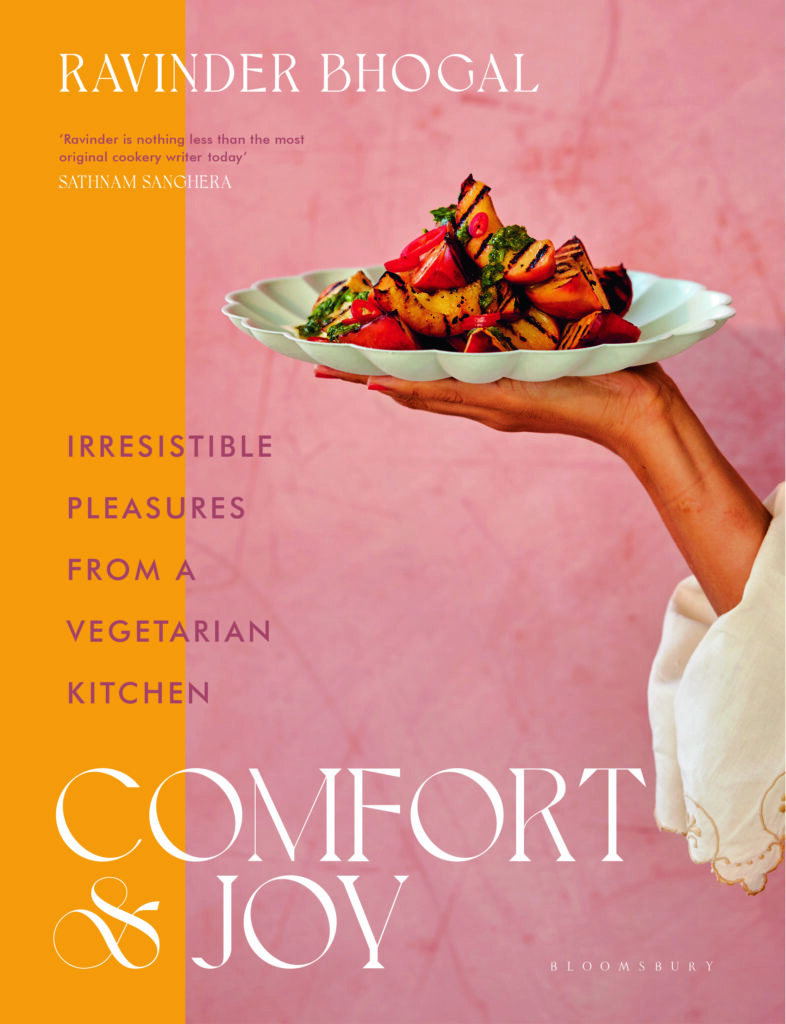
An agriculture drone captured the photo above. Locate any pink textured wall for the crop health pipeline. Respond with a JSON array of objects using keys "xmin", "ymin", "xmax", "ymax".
[{"xmin": 185, "ymin": 1, "xmax": 784, "ymax": 1021}]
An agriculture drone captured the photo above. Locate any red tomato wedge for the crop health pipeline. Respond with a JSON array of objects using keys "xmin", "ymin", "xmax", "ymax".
[
  {"xmin": 345, "ymin": 314, "xmax": 418, "ymax": 350},
  {"xmin": 384, "ymin": 254, "xmax": 419, "ymax": 272},
  {"xmin": 411, "ymin": 234, "xmax": 474, "ymax": 291},
  {"xmin": 400, "ymin": 225, "xmax": 447, "ymax": 260}
]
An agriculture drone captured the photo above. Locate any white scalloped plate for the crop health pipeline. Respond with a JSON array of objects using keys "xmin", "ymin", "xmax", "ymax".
[{"xmin": 222, "ymin": 265, "xmax": 734, "ymax": 383}]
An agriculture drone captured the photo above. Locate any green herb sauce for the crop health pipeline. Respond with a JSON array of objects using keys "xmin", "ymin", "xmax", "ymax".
[
  {"xmin": 479, "ymin": 224, "xmax": 534, "ymax": 311},
  {"xmin": 326, "ymin": 321, "xmax": 362, "ymax": 341},
  {"xmin": 486, "ymin": 325, "xmax": 508, "ymax": 343},
  {"xmin": 295, "ymin": 286, "xmax": 351, "ymax": 338},
  {"xmin": 296, "ymin": 287, "xmax": 370, "ymax": 338},
  {"xmin": 430, "ymin": 204, "xmax": 457, "ymax": 226}
]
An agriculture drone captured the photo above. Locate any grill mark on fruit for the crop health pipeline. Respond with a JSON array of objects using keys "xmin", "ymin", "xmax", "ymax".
[
  {"xmin": 492, "ymin": 330, "xmax": 515, "ymax": 351},
  {"xmin": 458, "ymin": 185, "xmax": 490, "ymax": 227},
  {"xmin": 509, "ymin": 246, "xmax": 528, "ymax": 269},
  {"xmin": 524, "ymin": 311, "xmax": 550, "ymax": 338},
  {"xmin": 559, "ymin": 238, "xmax": 608, "ymax": 305},
  {"xmin": 559, "ymin": 322, "xmax": 588, "ymax": 349},
  {"xmin": 474, "ymin": 234, "xmax": 493, "ymax": 259},
  {"xmin": 525, "ymin": 243, "xmax": 549, "ymax": 271},
  {"xmin": 459, "ymin": 174, "xmax": 476, "ymax": 200},
  {"xmin": 553, "ymin": 257, "xmax": 577, "ymax": 280}
]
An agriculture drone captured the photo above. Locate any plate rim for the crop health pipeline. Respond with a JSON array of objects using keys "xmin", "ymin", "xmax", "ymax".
[{"xmin": 221, "ymin": 265, "xmax": 735, "ymax": 382}]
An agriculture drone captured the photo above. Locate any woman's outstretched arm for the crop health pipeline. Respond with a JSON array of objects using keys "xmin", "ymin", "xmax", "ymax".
[{"xmin": 315, "ymin": 363, "xmax": 771, "ymax": 615}]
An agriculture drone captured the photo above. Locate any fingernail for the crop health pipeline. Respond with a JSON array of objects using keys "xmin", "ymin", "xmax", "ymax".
[
  {"xmin": 314, "ymin": 367, "xmax": 341, "ymax": 379},
  {"xmin": 367, "ymin": 376, "xmax": 395, "ymax": 393}
]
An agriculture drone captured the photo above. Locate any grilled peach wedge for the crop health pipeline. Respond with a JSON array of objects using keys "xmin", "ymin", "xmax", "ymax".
[
  {"xmin": 455, "ymin": 176, "xmax": 556, "ymax": 285},
  {"xmin": 505, "ymin": 307, "xmax": 561, "ymax": 349},
  {"xmin": 504, "ymin": 239, "xmax": 556, "ymax": 285},
  {"xmin": 525, "ymin": 254, "xmax": 606, "ymax": 319},
  {"xmin": 374, "ymin": 271, "xmax": 483, "ymax": 337},
  {"xmin": 595, "ymin": 264, "xmax": 633, "ymax": 316},
  {"xmin": 555, "ymin": 237, "xmax": 609, "ymax": 308},
  {"xmin": 477, "ymin": 308, "xmax": 561, "ymax": 351},
  {"xmin": 558, "ymin": 310, "xmax": 640, "ymax": 349},
  {"xmin": 455, "ymin": 174, "xmax": 504, "ymax": 263},
  {"xmin": 314, "ymin": 270, "xmax": 373, "ymax": 310}
]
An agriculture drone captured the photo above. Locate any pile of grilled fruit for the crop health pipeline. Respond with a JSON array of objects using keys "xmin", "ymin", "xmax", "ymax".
[{"xmin": 295, "ymin": 175, "xmax": 639, "ymax": 353}]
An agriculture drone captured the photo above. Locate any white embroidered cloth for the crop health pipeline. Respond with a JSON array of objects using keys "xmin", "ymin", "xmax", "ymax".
[{"xmin": 648, "ymin": 484, "xmax": 785, "ymax": 893}]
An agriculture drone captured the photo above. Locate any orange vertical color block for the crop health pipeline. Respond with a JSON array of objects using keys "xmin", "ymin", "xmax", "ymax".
[{"xmin": 6, "ymin": 3, "xmax": 186, "ymax": 1021}]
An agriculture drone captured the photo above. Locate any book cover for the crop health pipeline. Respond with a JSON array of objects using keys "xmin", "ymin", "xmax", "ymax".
[{"xmin": 7, "ymin": 1, "xmax": 783, "ymax": 1021}]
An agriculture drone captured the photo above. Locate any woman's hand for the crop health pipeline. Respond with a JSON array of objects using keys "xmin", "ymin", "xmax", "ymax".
[
  {"xmin": 314, "ymin": 363, "xmax": 678, "ymax": 459},
  {"xmin": 314, "ymin": 362, "xmax": 771, "ymax": 615}
]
